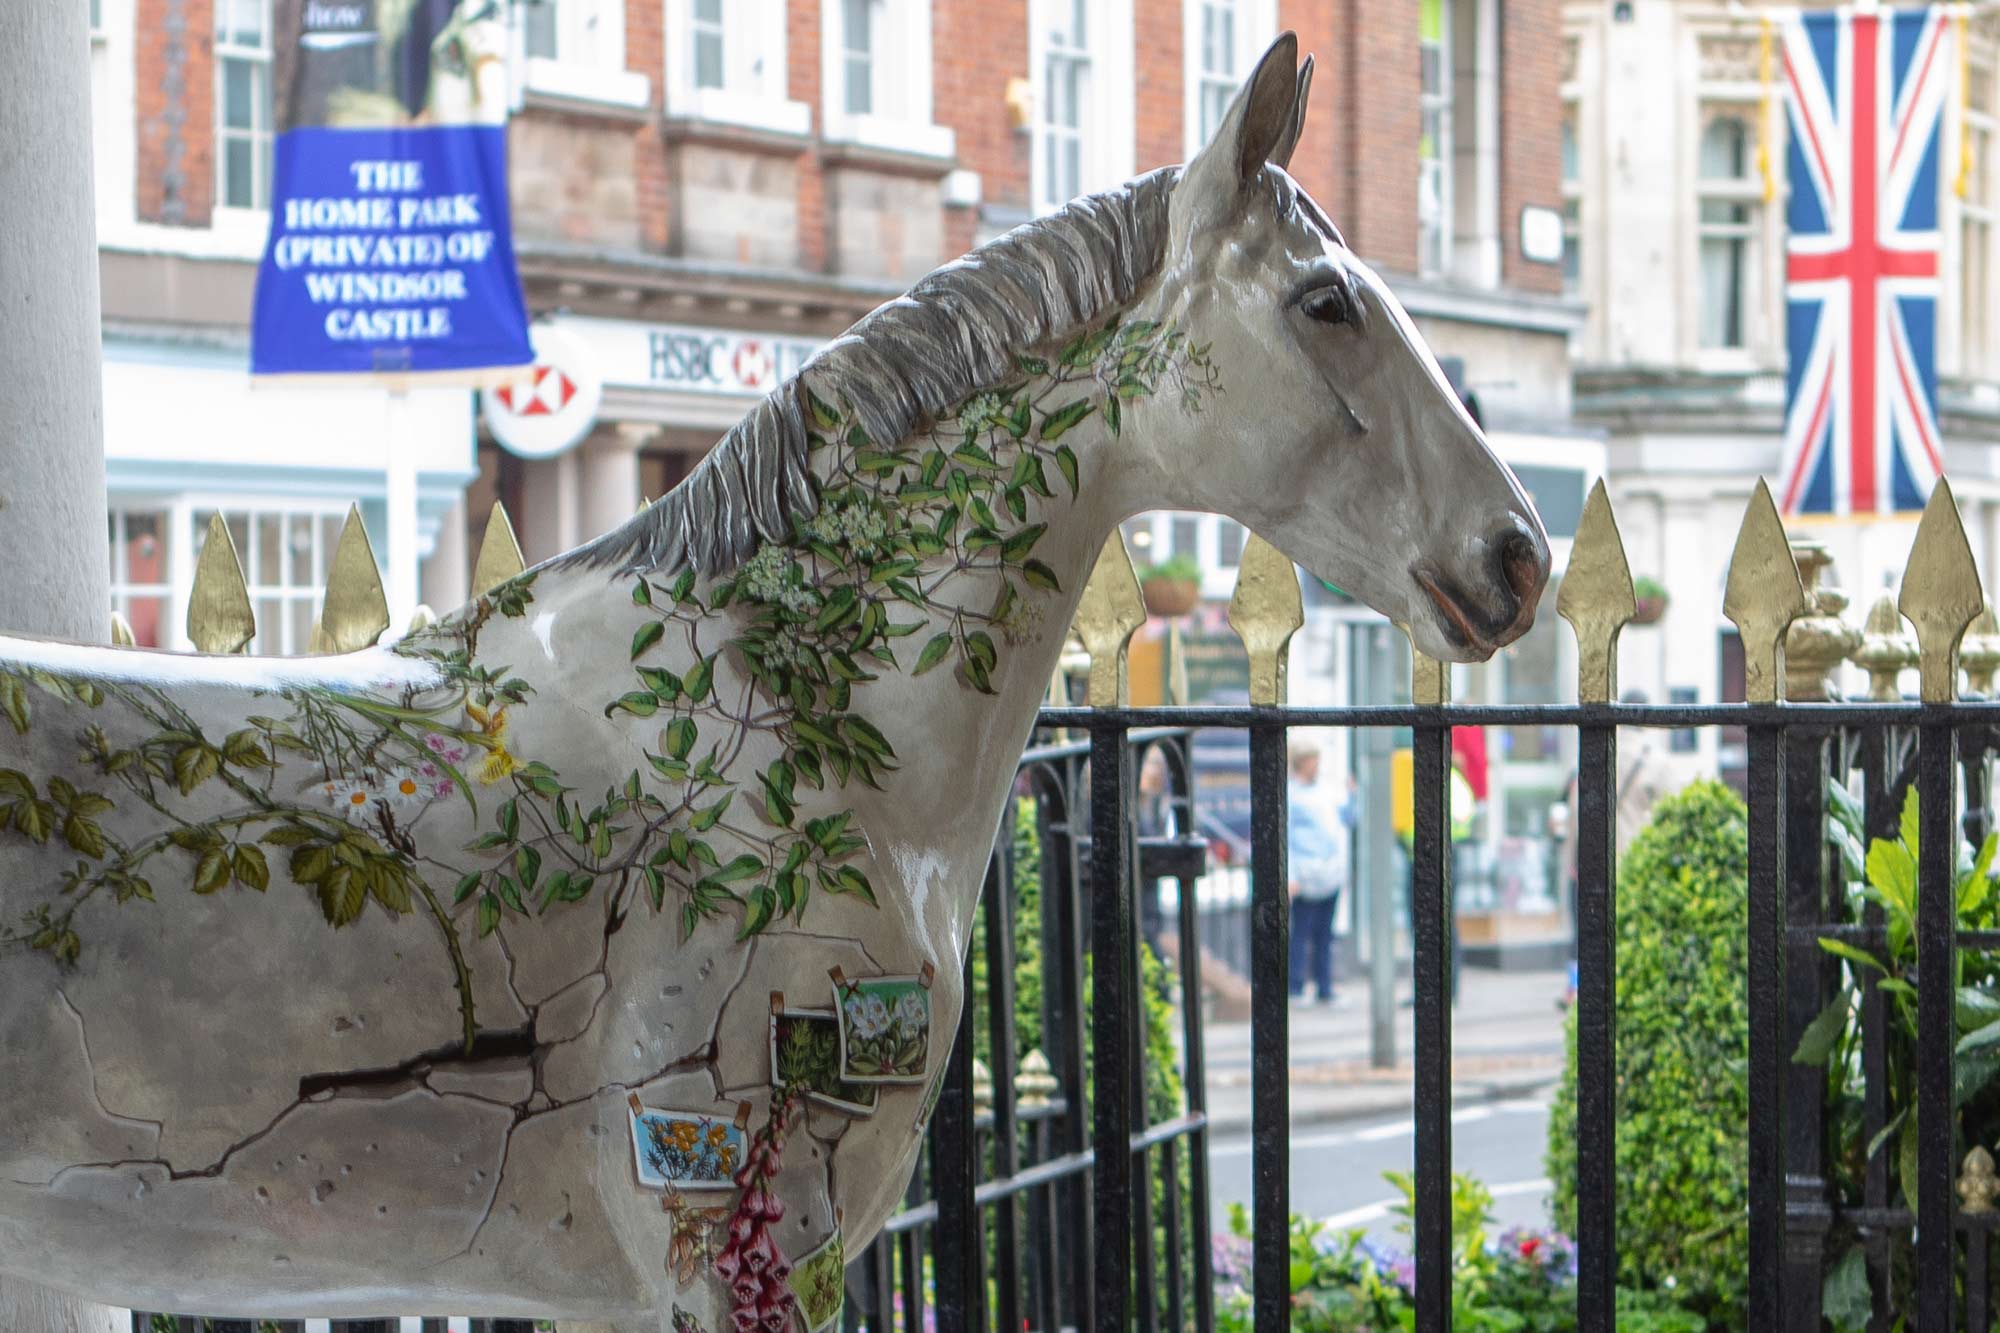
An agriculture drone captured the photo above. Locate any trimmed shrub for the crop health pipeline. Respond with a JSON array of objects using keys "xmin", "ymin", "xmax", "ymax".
[{"xmin": 1546, "ymin": 779, "xmax": 1750, "ymax": 1325}]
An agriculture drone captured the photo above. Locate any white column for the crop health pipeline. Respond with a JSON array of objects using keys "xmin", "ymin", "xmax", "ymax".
[
  {"xmin": 0, "ymin": 5, "xmax": 131, "ymax": 1328},
  {"xmin": 513, "ymin": 450, "xmax": 583, "ymax": 565},
  {"xmin": 579, "ymin": 424, "xmax": 649, "ymax": 541},
  {"xmin": 421, "ymin": 496, "xmax": 470, "ymax": 613},
  {"xmin": 0, "ymin": 2, "xmax": 109, "ymax": 643},
  {"xmin": 383, "ymin": 391, "xmax": 421, "ymax": 630}
]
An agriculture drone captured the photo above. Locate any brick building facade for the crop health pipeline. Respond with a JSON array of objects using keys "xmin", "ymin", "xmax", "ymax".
[{"xmin": 90, "ymin": 0, "xmax": 1587, "ymax": 927}]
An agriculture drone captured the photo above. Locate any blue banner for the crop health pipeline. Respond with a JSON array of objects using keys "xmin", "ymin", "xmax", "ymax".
[{"xmin": 250, "ymin": 1, "xmax": 531, "ymax": 378}]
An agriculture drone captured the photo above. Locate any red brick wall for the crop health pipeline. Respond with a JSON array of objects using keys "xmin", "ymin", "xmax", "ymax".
[
  {"xmin": 1342, "ymin": 1, "xmax": 1420, "ymax": 276},
  {"xmin": 787, "ymin": 0, "xmax": 828, "ymax": 271},
  {"xmin": 627, "ymin": 0, "xmax": 670, "ymax": 252},
  {"xmin": 1499, "ymin": 0, "xmax": 1563, "ymax": 294},
  {"xmin": 1279, "ymin": 0, "xmax": 1348, "ymax": 227},
  {"xmin": 136, "ymin": 0, "xmax": 214, "ymax": 226},
  {"xmin": 1135, "ymin": 0, "xmax": 1183, "ymax": 173},
  {"xmin": 934, "ymin": 0, "xmax": 1029, "ymax": 257}
]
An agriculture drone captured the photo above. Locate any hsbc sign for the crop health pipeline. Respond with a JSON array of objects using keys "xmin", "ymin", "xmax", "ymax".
[{"xmin": 552, "ymin": 315, "xmax": 824, "ymax": 399}]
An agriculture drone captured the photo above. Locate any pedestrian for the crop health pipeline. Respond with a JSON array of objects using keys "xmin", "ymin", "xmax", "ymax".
[{"xmin": 1287, "ymin": 739, "xmax": 1350, "ymax": 1005}]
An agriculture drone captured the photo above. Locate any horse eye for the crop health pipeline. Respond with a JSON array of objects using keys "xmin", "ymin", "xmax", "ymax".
[{"xmin": 1299, "ymin": 284, "xmax": 1352, "ymax": 327}]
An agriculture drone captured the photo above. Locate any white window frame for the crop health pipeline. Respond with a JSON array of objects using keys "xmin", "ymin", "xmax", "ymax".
[
  {"xmin": 1031, "ymin": 0, "xmax": 1135, "ymax": 214},
  {"xmin": 107, "ymin": 504, "xmax": 175, "ymax": 650},
  {"xmin": 519, "ymin": 0, "xmax": 649, "ymax": 110},
  {"xmin": 214, "ymin": 0, "xmax": 274, "ymax": 217},
  {"xmin": 1182, "ymin": 0, "xmax": 1277, "ymax": 159},
  {"xmin": 1693, "ymin": 104, "xmax": 1762, "ymax": 356},
  {"xmin": 663, "ymin": 0, "xmax": 810, "ymax": 137},
  {"xmin": 820, "ymin": 0, "xmax": 954, "ymax": 159},
  {"xmin": 1418, "ymin": 0, "xmax": 1452, "ymax": 277},
  {"xmin": 184, "ymin": 498, "xmax": 354, "ymax": 657}
]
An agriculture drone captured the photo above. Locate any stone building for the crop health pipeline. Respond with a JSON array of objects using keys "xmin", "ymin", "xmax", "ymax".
[{"xmin": 1566, "ymin": 0, "xmax": 2000, "ymax": 783}]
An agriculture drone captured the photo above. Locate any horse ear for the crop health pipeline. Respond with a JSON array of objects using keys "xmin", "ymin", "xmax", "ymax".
[
  {"xmin": 1271, "ymin": 54, "xmax": 1314, "ymax": 171},
  {"xmin": 1183, "ymin": 32, "xmax": 1300, "ymax": 198}
]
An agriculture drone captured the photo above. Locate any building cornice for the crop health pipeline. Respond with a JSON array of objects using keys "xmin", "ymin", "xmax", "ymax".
[
  {"xmin": 515, "ymin": 241, "xmax": 903, "ymax": 333},
  {"xmin": 1385, "ymin": 275, "xmax": 1588, "ymax": 336}
]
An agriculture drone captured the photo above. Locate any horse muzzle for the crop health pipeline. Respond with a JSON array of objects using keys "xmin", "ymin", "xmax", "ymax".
[{"xmin": 1414, "ymin": 517, "xmax": 1550, "ymax": 658}]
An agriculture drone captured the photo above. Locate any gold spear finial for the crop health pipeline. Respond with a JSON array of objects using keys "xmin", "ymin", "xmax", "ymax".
[
  {"xmin": 1722, "ymin": 479, "xmax": 1811, "ymax": 703},
  {"xmin": 469, "ymin": 500, "xmax": 528, "ymax": 599},
  {"xmin": 1074, "ymin": 531, "xmax": 1146, "ymax": 706},
  {"xmin": 315, "ymin": 505, "xmax": 391, "ymax": 655},
  {"xmin": 1227, "ymin": 535, "xmax": 1304, "ymax": 706},
  {"xmin": 1898, "ymin": 478, "xmax": 1985, "ymax": 703},
  {"xmin": 187, "ymin": 512, "xmax": 257, "ymax": 655},
  {"xmin": 1557, "ymin": 480, "xmax": 1637, "ymax": 705}
]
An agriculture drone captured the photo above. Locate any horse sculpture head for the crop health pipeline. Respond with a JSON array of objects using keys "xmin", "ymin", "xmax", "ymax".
[{"xmin": 1121, "ymin": 33, "xmax": 1550, "ymax": 661}]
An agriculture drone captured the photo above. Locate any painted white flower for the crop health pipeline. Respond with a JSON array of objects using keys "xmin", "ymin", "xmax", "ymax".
[
  {"xmin": 382, "ymin": 769, "xmax": 435, "ymax": 811},
  {"xmin": 844, "ymin": 993, "xmax": 891, "ymax": 1041},
  {"xmin": 322, "ymin": 776, "xmax": 381, "ymax": 824},
  {"xmin": 892, "ymin": 991, "xmax": 927, "ymax": 1035}
]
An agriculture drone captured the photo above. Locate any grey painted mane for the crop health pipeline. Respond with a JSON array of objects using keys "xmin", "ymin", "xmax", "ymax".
[{"xmin": 563, "ymin": 166, "xmax": 1179, "ymax": 578}]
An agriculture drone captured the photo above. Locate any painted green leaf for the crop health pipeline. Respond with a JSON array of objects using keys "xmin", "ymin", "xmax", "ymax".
[
  {"xmin": 631, "ymin": 621, "xmax": 666, "ymax": 660},
  {"xmin": 453, "ymin": 871, "xmax": 482, "ymax": 905},
  {"xmin": 476, "ymin": 893, "xmax": 501, "ymax": 938},
  {"xmin": 13, "ymin": 798, "xmax": 53, "ymax": 844},
  {"xmin": 1022, "ymin": 559, "xmax": 1062, "ymax": 591},
  {"xmin": 228, "ymin": 844, "xmax": 269, "ymax": 891},
  {"xmin": 172, "ymin": 745, "xmax": 221, "ymax": 797},
  {"xmin": 739, "ymin": 884, "xmax": 778, "ymax": 938},
  {"xmin": 914, "ymin": 633, "xmax": 953, "ymax": 676},
  {"xmin": 191, "ymin": 849, "xmax": 231, "ymax": 895},
  {"xmin": 664, "ymin": 718, "xmax": 699, "ymax": 761},
  {"xmin": 609, "ymin": 691, "xmax": 660, "ymax": 718},
  {"xmin": 60, "ymin": 814, "xmax": 104, "ymax": 859},
  {"xmin": 1001, "ymin": 524, "xmax": 1048, "ymax": 562},
  {"xmin": 499, "ymin": 798, "xmax": 520, "ymax": 841},
  {"xmin": 1054, "ymin": 445, "xmax": 1080, "ymax": 497},
  {"xmin": 685, "ymin": 657, "xmax": 715, "ymax": 703},
  {"xmin": 691, "ymin": 793, "xmax": 732, "ymax": 831},
  {"xmin": 1040, "ymin": 400, "xmax": 1095, "ymax": 442},
  {"xmin": 631, "ymin": 579, "xmax": 652, "ymax": 606},
  {"xmin": 514, "ymin": 845, "xmax": 543, "ymax": 890}
]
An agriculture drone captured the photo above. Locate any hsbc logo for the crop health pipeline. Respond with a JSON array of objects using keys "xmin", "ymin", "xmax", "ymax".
[{"xmin": 482, "ymin": 324, "xmax": 603, "ymax": 459}]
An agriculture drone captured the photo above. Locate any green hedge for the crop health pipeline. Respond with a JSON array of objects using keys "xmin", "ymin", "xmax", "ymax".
[{"xmin": 1546, "ymin": 779, "xmax": 1750, "ymax": 1326}]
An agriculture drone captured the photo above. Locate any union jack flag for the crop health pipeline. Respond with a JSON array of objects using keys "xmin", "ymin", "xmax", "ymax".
[{"xmin": 1778, "ymin": 6, "xmax": 1951, "ymax": 516}]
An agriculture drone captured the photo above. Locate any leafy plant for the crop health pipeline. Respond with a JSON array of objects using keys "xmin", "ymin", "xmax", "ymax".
[
  {"xmin": 1632, "ymin": 576, "xmax": 1668, "ymax": 602},
  {"xmin": 1140, "ymin": 554, "xmax": 1202, "ymax": 584},
  {"xmin": 1547, "ymin": 780, "xmax": 1751, "ymax": 1325}
]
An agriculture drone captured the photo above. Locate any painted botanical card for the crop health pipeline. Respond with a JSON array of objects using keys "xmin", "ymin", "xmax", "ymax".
[
  {"xmin": 627, "ymin": 1095, "xmax": 748, "ymax": 1192},
  {"xmin": 831, "ymin": 969, "xmax": 933, "ymax": 1084},
  {"xmin": 787, "ymin": 1226, "xmax": 845, "ymax": 1332},
  {"xmin": 769, "ymin": 1002, "xmax": 880, "ymax": 1117}
]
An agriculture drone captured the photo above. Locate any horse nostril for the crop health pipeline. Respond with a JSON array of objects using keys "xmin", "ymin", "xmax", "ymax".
[{"xmin": 1498, "ymin": 530, "xmax": 1547, "ymax": 608}]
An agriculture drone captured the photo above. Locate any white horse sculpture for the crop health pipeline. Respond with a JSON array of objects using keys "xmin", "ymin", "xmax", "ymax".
[{"xmin": 0, "ymin": 35, "xmax": 1546, "ymax": 1333}]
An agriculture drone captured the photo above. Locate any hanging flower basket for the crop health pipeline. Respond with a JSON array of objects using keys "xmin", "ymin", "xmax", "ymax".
[
  {"xmin": 1139, "ymin": 556, "xmax": 1203, "ymax": 618},
  {"xmin": 1631, "ymin": 577, "xmax": 1669, "ymax": 626},
  {"xmin": 1141, "ymin": 577, "xmax": 1201, "ymax": 618}
]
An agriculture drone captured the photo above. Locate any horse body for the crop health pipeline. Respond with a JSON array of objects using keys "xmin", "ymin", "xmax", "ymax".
[{"xmin": 0, "ymin": 36, "xmax": 1548, "ymax": 1331}]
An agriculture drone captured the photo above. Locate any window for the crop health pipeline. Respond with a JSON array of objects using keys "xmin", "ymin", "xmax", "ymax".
[
  {"xmin": 518, "ymin": 0, "xmax": 645, "ymax": 105},
  {"xmin": 1215, "ymin": 519, "xmax": 1243, "ymax": 568},
  {"xmin": 89, "ymin": 0, "xmax": 103, "ymax": 34},
  {"xmin": 692, "ymin": 0, "xmax": 725, "ymax": 90},
  {"xmin": 1032, "ymin": 0, "xmax": 1132, "ymax": 213},
  {"xmin": 1560, "ymin": 109, "xmax": 1581, "ymax": 296},
  {"xmin": 192, "ymin": 506, "xmax": 348, "ymax": 656},
  {"xmin": 1697, "ymin": 112, "xmax": 1760, "ymax": 350},
  {"xmin": 820, "ymin": 0, "xmax": 948, "ymax": 156},
  {"xmin": 1039, "ymin": 1, "xmax": 1089, "ymax": 209},
  {"xmin": 215, "ymin": 0, "xmax": 272, "ymax": 211},
  {"xmin": 1418, "ymin": 0, "xmax": 1451, "ymax": 276},
  {"xmin": 1170, "ymin": 515, "xmax": 1200, "ymax": 562},
  {"xmin": 108, "ymin": 509, "xmax": 171, "ymax": 650},
  {"xmin": 1964, "ymin": 50, "xmax": 1995, "ymax": 374},
  {"xmin": 1183, "ymin": 0, "xmax": 1272, "ymax": 157},
  {"xmin": 1196, "ymin": 0, "xmax": 1238, "ymax": 147},
  {"xmin": 842, "ymin": 0, "xmax": 874, "ymax": 115},
  {"xmin": 667, "ymin": 0, "xmax": 807, "ymax": 136}
]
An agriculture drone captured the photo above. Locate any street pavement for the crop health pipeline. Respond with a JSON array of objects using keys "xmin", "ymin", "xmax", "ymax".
[{"xmin": 1194, "ymin": 965, "xmax": 1569, "ymax": 1243}]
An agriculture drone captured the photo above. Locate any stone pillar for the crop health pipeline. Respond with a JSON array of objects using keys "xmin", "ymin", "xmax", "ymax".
[
  {"xmin": 421, "ymin": 497, "xmax": 470, "ymax": 613},
  {"xmin": 579, "ymin": 424, "xmax": 650, "ymax": 541},
  {"xmin": 0, "ymin": 9, "xmax": 128, "ymax": 1329},
  {"xmin": 514, "ymin": 449, "xmax": 582, "ymax": 564},
  {"xmin": 0, "ymin": 2, "xmax": 110, "ymax": 643}
]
